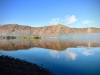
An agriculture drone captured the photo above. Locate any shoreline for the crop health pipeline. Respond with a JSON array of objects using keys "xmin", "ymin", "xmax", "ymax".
[{"xmin": 0, "ymin": 55, "xmax": 53, "ymax": 75}]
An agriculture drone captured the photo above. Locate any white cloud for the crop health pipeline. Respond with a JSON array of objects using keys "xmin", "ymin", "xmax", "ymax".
[
  {"xmin": 65, "ymin": 15, "xmax": 77, "ymax": 25},
  {"xmin": 50, "ymin": 18, "xmax": 60, "ymax": 25},
  {"xmin": 82, "ymin": 20, "xmax": 92, "ymax": 25},
  {"xmin": 50, "ymin": 15, "xmax": 77, "ymax": 25}
]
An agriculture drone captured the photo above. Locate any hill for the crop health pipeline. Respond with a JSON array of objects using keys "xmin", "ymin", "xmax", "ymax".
[{"xmin": 0, "ymin": 24, "xmax": 100, "ymax": 36}]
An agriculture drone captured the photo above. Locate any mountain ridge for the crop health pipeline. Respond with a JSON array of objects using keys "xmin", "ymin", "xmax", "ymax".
[{"xmin": 0, "ymin": 24, "xmax": 100, "ymax": 36}]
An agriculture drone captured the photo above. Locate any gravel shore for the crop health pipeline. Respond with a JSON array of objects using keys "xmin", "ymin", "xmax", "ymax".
[{"xmin": 0, "ymin": 55, "xmax": 53, "ymax": 75}]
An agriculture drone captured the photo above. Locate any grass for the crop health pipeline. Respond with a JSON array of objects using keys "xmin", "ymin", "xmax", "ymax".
[
  {"xmin": 0, "ymin": 36, "xmax": 16, "ymax": 39},
  {"xmin": 0, "ymin": 35, "xmax": 41, "ymax": 40},
  {"xmin": 19, "ymin": 36, "xmax": 41, "ymax": 40}
]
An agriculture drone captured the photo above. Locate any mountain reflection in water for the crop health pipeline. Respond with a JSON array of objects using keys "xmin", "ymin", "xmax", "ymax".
[{"xmin": 0, "ymin": 39, "xmax": 100, "ymax": 51}]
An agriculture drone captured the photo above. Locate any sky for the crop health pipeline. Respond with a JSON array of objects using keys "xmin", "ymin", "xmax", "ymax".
[{"xmin": 0, "ymin": 0, "xmax": 100, "ymax": 28}]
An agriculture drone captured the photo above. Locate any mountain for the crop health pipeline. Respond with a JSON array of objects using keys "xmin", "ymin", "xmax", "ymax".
[
  {"xmin": 0, "ymin": 24, "xmax": 31, "ymax": 36},
  {"xmin": 0, "ymin": 24, "xmax": 100, "ymax": 36}
]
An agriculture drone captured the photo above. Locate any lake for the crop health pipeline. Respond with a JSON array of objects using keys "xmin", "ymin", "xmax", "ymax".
[{"xmin": 0, "ymin": 37, "xmax": 100, "ymax": 75}]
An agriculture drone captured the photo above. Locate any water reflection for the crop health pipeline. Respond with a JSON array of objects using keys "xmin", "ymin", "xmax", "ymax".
[
  {"xmin": 0, "ymin": 39, "xmax": 100, "ymax": 61},
  {"xmin": 50, "ymin": 50, "xmax": 78, "ymax": 61},
  {"xmin": 82, "ymin": 47, "xmax": 100, "ymax": 56},
  {"xmin": 0, "ymin": 39, "xmax": 100, "ymax": 51},
  {"xmin": 65, "ymin": 50, "xmax": 77, "ymax": 61},
  {"xmin": 0, "ymin": 39, "xmax": 100, "ymax": 75},
  {"xmin": 82, "ymin": 50, "xmax": 94, "ymax": 56},
  {"xmin": 50, "ymin": 51, "xmax": 60, "ymax": 58},
  {"xmin": 49, "ymin": 49, "xmax": 78, "ymax": 61},
  {"xmin": 49, "ymin": 47, "xmax": 100, "ymax": 61}
]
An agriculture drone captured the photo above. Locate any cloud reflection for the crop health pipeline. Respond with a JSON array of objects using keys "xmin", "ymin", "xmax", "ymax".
[
  {"xmin": 50, "ymin": 50, "xmax": 60, "ymax": 58},
  {"xmin": 50, "ymin": 47, "xmax": 100, "ymax": 61},
  {"xmin": 82, "ymin": 50, "xmax": 94, "ymax": 56},
  {"xmin": 50, "ymin": 50, "xmax": 77, "ymax": 61},
  {"xmin": 65, "ymin": 50, "xmax": 77, "ymax": 61}
]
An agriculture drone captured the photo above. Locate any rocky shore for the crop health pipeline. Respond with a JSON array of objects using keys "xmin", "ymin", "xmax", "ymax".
[{"xmin": 0, "ymin": 55, "xmax": 53, "ymax": 75}]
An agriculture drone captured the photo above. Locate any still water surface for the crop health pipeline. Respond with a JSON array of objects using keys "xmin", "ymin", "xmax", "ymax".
[{"xmin": 0, "ymin": 38, "xmax": 100, "ymax": 75}]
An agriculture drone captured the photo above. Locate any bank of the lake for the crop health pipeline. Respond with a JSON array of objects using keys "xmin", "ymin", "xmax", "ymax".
[{"xmin": 0, "ymin": 55, "xmax": 53, "ymax": 75}]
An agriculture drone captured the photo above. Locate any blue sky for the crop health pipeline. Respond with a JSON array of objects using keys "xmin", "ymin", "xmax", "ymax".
[{"xmin": 0, "ymin": 0, "xmax": 100, "ymax": 28}]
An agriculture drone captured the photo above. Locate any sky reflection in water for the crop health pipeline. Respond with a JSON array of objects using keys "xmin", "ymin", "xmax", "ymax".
[{"xmin": 50, "ymin": 47, "xmax": 100, "ymax": 61}]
